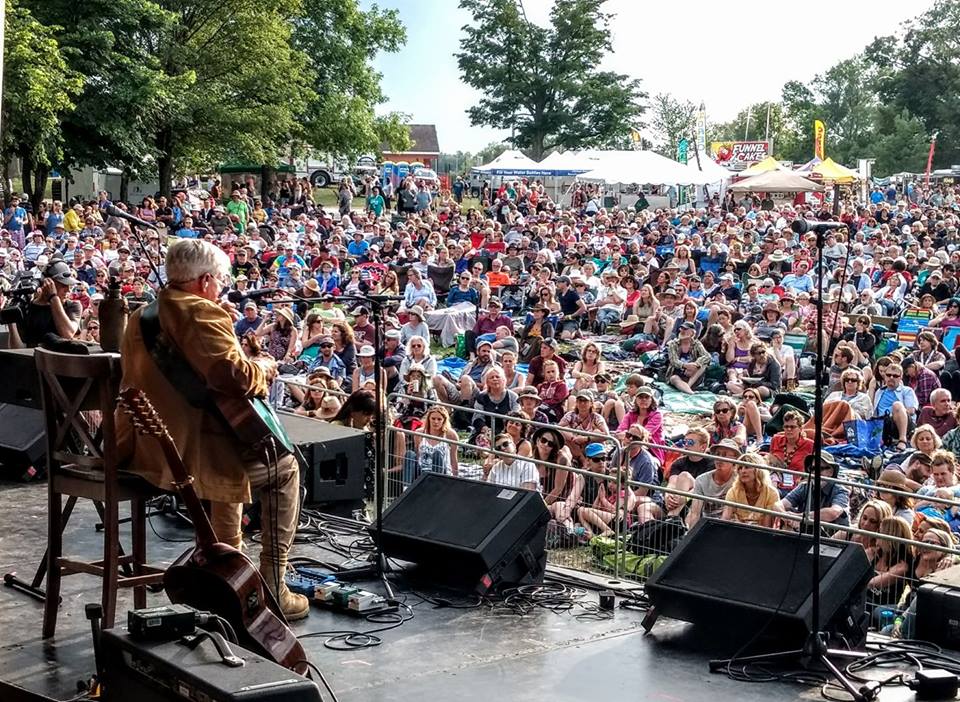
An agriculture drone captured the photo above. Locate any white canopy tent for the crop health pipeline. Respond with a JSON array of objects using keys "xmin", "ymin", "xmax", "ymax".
[
  {"xmin": 472, "ymin": 149, "xmax": 551, "ymax": 176},
  {"xmin": 577, "ymin": 150, "xmax": 721, "ymax": 186}
]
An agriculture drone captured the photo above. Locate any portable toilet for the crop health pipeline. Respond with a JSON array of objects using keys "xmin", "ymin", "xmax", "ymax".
[
  {"xmin": 381, "ymin": 161, "xmax": 394, "ymax": 190},
  {"xmin": 396, "ymin": 161, "xmax": 410, "ymax": 185}
]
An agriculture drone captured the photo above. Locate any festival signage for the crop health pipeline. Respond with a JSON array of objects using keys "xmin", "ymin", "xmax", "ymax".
[
  {"xmin": 695, "ymin": 104, "xmax": 707, "ymax": 161},
  {"xmin": 814, "ymin": 120, "xmax": 826, "ymax": 160},
  {"xmin": 677, "ymin": 138, "xmax": 689, "ymax": 165},
  {"xmin": 710, "ymin": 140, "xmax": 770, "ymax": 167}
]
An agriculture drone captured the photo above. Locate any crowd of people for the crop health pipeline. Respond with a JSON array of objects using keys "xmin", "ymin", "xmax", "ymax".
[{"xmin": 3, "ymin": 170, "xmax": 960, "ymax": 626}]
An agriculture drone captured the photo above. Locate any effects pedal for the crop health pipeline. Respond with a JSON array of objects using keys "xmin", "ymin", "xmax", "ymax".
[{"xmin": 286, "ymin": 567, "xmax": 398, "ymax": 616}]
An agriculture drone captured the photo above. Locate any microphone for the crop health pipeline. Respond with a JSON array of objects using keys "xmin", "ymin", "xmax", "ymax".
[
  {"xmin": 103, "ymin": 204, "xmax": 156, "ymax": 230},
  {"xmin": 227, "ymin": 287, "xmax": 280, "ymax": 304},
  {"xmin": 791, "ymin": 219, "xmax": 844, "ymax": 235}
]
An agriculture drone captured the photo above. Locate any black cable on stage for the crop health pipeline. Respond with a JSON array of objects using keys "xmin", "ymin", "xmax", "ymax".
[
  {"xmin": 293, "ymin": 660, "xmax": 340, "ymax": 702},
  {"xmin": 297, "ymin": 602, "xmax": 414, "ymax": 651}
]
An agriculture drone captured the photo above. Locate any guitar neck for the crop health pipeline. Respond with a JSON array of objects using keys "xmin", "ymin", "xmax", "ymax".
[{"xmin": 155, "ymin": 436, "xmax": 220, "ymax": 548}]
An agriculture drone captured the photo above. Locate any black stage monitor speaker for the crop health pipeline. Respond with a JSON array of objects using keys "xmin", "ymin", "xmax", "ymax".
[
  {"xmin": 373, "ymin": 472, "xmax": 550, "ymax": 593},
  {"xmin": 0, "ymin": 404, "xmax": 45, "ymax": 473},
  {"xmin": 279, "ymin": 413, "xmax": 366, "ymax": 507},
  {"xmin": 644, "ymin": 519, "xmax": 872, "ymax": 649},
  {"xmin": 915, "ymin": 563, "xmax": 960, "ymax": 648}
]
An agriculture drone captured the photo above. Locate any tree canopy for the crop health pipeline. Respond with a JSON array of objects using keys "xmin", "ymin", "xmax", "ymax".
[
  {"xmin": 456, "ymin": 0, "xmax": 646, "ymax": 160},
  {"xmin": 13, "ymin": 0, "xmax": 408, "ymax": 198}
]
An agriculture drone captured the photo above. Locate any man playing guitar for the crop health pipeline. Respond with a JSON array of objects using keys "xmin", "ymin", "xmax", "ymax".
[{"xmin": 116, "ymin": 239, "xmax": 309, "ymax": 620}]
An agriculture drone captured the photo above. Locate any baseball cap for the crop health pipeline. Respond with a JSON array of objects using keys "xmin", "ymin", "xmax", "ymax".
[
  {"xmin": 575, "ymin": 389, "xmax": 595, "ymax": 401},
  {"xmin": 44, "ymin": 261, "xmax": 78, "ymax": 286},
  {"xmin": 584, "ymin": 443, "xmax": 608, "ymax": 459},
  {"xmin": 243, "ymin": 301, "xmax": 257, "ymax": 310}
]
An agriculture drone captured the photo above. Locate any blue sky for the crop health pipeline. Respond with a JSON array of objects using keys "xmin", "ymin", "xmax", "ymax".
[{"xmin": 365, "ymin": 0, "xmax": 934, "ymax": 155}]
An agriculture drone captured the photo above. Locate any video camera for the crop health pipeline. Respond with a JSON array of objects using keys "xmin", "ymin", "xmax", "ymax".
[{"xmin": 0, "ymin": 273, "xmax": 39, "ymax": 325}]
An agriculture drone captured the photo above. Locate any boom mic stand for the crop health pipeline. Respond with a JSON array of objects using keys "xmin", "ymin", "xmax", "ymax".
[
  {"xmin": 709, "ymin": 219, "xmax": 875, "ymax": 702},
  {"xmin": 247, "ymin": 289, "xmax": 403, "ymax": 602}
]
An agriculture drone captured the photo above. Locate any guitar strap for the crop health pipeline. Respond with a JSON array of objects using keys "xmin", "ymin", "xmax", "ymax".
[{"xmin": 140, "ymin": 300, "xmax": 219, "ymax": 411}]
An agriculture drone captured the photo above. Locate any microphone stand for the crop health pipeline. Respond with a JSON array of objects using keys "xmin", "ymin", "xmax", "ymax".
[
  {"xmin": 258, "ymin": 288, "xmax": 402, "ymax": 602},
  {"xmin": 709, "ymin": 220, "xmax": 874, "ymax": 702}
]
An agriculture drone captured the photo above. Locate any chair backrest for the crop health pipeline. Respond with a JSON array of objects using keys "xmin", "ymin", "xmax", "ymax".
[
  {"xmin": 35, "ymin": 349, "xmax": 122, "ymax": 476},
  {"xmin": 390, "ymin": 263, "xmax": 410, "ymax": 291},
  {"xmin": 427, "ymin": 264, "xmax": 455, "ymax": 295}
]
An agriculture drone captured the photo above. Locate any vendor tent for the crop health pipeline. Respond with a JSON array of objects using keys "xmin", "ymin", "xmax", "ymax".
[
  {"xmin": 728, "ymin": 170, "xmax": 820, "ymax": 192},
  {"xmin": 472, "ymin": 149, "xmax": 551, "ymax": 176},
  {"xmin": 738, "ymin": 156, "xmax": 785, "ymax": 177},
  {"xmin": 689, "ymin": 156, "xmax": 734, "ymax": 183},
  {"xmin": 578, "ymin": 150, "xmax": 718, "ymax": 186},
  {"xmin": 809, "ymin": 157, "xmax": 860, "ymax": 184},
  {"xmin": 795, "ymin": 156, "xmax": 822, "ymax": 173},
  {"xmin": 538, "ymin": 150, "xmax": 596, "ymax": 175}
]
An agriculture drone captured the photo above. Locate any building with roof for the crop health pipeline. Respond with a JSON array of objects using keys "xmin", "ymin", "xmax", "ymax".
[{"xmin": 381, "ymin": 124, "xmax": 440, "ymax": 168}]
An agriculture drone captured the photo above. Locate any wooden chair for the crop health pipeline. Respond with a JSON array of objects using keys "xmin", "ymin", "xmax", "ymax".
[{"xmin": 36, "ymin": 349, "xmax": 165, "ymax": 638}]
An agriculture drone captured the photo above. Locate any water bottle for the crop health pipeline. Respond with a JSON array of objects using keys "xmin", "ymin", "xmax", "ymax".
[{"xmin": 878, "ymin": 608, "xmax": 895, "ymax": 632}]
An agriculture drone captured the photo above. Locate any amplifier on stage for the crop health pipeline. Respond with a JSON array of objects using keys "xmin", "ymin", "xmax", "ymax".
[
  {"xmin": 279, "ymin": 413, "xmax": 367, "ymax": 508},
  {"xmin": 916, "ymin": 563, "xmax": 960, "ymax": 648},
  {"xmin": 100, "ymin": 627, "xmax": 322, "ymax": 702}
]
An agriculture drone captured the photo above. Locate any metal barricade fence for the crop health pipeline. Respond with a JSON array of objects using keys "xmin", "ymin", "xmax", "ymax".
[
  {"xmin": 385, "ymin": 392, "xmax": 624, "ymax": 577},
  {"xmin": 283, "ymin": 385, "xmax": 960, "ymax": 627},
  {"xmin": 610, "ymin": 438, "xmax": 960, "ymax": 625}
]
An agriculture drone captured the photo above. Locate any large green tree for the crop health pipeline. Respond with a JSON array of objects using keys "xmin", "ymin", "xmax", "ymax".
[
  {"xmin": 25, "ymin": 0, "xmax": 175, "ymax": 199},
  {"xmin": 866, "ymin": 0, "xmax": 960, "ymax": 169},
  {"xmin": 2, "ymin": 0, "xmax": 82, "ymax": 210},
  {"xmin": 456, "ymin": 0, "xmax": 646, "ymax": 160},
  {"xmin": 649, "ymin": 93, "xmax": 696, "ymax": 159},
  {"xmin": 291, "ymin": 0, "xmax": 410, "ymax": 160}
]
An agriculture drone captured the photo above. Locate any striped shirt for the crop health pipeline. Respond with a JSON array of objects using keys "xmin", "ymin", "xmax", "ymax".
[{"xmin": 487, "ymin": 459, "xmax": 539, "ymax": 490}]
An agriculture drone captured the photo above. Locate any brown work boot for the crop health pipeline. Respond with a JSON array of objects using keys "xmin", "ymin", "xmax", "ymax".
[{"xmin": 260, "ymin": 557, "xmax": 310, "ymax": 621}]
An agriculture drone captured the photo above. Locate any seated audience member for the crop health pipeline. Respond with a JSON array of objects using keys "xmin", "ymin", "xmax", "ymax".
[
  {"xmin": 721, "ymin": 452, "xmax": 781, "ymax": 527},
  {"xmin": 875, "ymin": 469, "xmax": 916, "ymax": 525},
  {"xmin": 483, "ymin": 433, "xmax": 538, "ymax": 490},
  {"xmin": 918, "ymin": 388, "xmax": 957, "ymax": 437},
  {"xmin": 825, "ymin": 369, "xmax": 874, "ymax": 421},
  {"xmin": 707, "ymin": 398, "xmax": 747, "ymax": 449},
  {"xmin": 868, "ymin": 516, "xmax": 915, "ymax": 606},
  {"xmin": 777, "ymin": 452, "xmax": 850, "ymax": 530},
  {"xmin": 577, "ymin": 445, "xmax": 636, "ymax": 538},
  {"xmin": 872, "ymin": 362, "xmax": 918, "ymax": 451},
  {"xmin": 686, "ymin": 439, "xmax": 739, "ymax": 528},
  {"xmin": 835, "ymin": 500, "xmax": 894, "ymax": 561},
  {"xmin": 767, "ymin": 410, "xmax": 813, "ymax": 493}
]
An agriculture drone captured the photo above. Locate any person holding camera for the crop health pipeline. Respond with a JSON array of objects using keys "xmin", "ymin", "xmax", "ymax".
[{"xmin": 4, "ymin": 261, "xmax": 82, "ymax": 348}]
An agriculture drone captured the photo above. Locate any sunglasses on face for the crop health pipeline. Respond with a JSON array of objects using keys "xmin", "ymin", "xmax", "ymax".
[
  {"xmin": 320, "ymin": 343, "xmax": 333, "ymax": 348},
  {"xmin": 538, "ymin": 437, "xmax": 557, "ymax": 449},
  {"xmin": 715, "ymin": 407, "xmax": 732, "ymax": 414},
  {"xmin": 496, "ymin": 443, "xmax": 512, "ymax": 451}
]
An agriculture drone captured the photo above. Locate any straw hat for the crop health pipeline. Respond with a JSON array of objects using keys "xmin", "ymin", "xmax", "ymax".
[{"xmin": 275, "ymin": 306, "xmax": 295, "ymax": 326}]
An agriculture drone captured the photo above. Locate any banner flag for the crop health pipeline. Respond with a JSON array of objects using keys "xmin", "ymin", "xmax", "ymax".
[{"xmin": 813, "ymin": 120, "xmax": 826, "ymax": 160}]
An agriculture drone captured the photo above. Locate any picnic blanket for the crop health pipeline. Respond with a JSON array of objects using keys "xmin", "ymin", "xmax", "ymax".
[
  {"xmin": 436, "ymin": 356, "xmax": 528, "ymax": 382},
  {"xmin": 653, "ymin": 382, "xmax": 720, "ymax": 416}
]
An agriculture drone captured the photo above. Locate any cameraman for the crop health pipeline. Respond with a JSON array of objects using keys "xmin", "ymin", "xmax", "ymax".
[{"xmin": 5, "ymin": 261, "xmax": 81, "ymax": 348}]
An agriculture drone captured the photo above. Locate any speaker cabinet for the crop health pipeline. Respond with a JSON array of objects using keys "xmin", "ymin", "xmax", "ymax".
[
  {"xmin": 644, "ymin": 519, "xmax": 872, "ymax": 648},
  {"xmin": 373, "ymin": 472, "xmax": 550, "ymax": 593}
]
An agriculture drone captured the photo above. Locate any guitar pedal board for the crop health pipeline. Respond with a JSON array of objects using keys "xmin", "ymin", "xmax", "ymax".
[{"xmin": 286, "ymin": 567, "xmax": 398, "ymax": 616}]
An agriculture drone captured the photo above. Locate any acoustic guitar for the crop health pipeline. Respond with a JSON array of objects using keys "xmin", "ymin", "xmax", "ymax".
[{"xmin": 118, "ymin": 388, "xmax": 308, "ymax": 674}]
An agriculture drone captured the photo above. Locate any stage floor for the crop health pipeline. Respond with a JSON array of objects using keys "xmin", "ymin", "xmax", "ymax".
[{"xmin": 0, "ymin": 481, "xmax": 923, "ymax": 702}]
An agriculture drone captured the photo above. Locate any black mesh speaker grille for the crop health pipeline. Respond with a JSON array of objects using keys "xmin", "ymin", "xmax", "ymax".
[
  {"xmin": 660, "ymin": 522, "xmax": 839, "ymax": 613},
  {"xmin": 382, "ymin": 475, "xmax": 526, "ymax": 550}
]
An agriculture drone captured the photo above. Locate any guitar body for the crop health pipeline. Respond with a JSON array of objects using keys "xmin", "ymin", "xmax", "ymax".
[
  {"xmin": 119, "ymin": 388, "xmax": 308, "ymax": 676},
  {"xmin": 217, "ymin": 395, "xmax": 295, "ymax": 454},
  {"xmin": 164, "ymin": 543, "xmax": 308, "ymax": 675}
]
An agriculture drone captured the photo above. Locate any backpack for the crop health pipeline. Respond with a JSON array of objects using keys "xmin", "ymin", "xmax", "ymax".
[{"xmin": 626, "ymin": 515, "xmax": 687, "ymax": 556}]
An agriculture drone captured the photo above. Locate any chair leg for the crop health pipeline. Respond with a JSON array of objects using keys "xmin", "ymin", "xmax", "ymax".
[
  {"xmin": 42, "ymin": 491, "xmax": 64, "ymax": 640},
  {"xmin": 132, "ymin": 499, "xmax": 147, "ymax": 610},
  {"xmin": 101, "ymin": 499, "xmax": 120, "ymax": 630}
]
